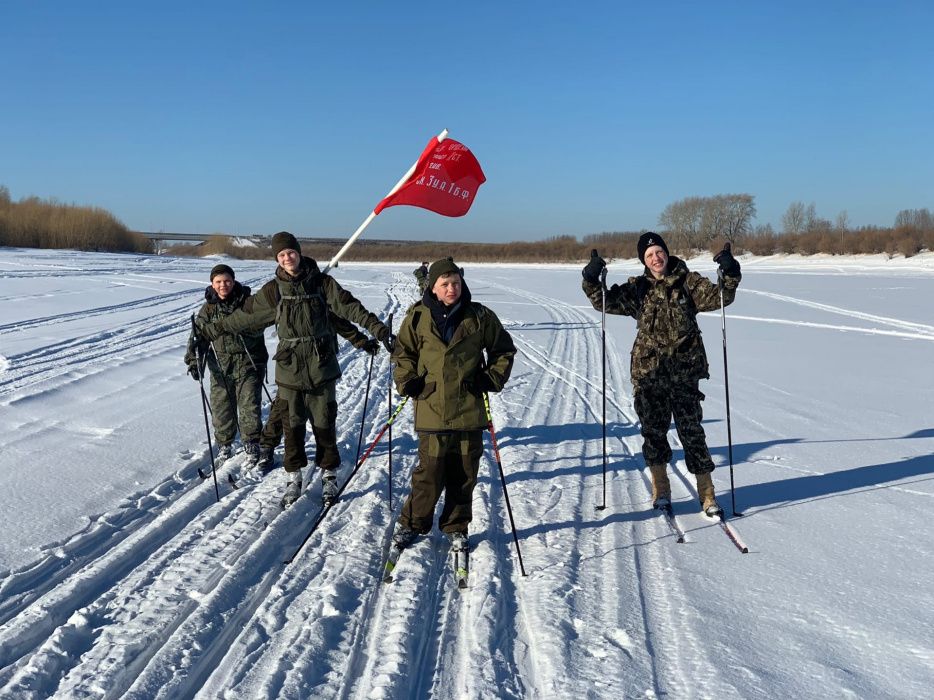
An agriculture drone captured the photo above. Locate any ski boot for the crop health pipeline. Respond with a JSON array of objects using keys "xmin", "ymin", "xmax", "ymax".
[
  {"xmin": 696, "ymin": 471, "xmax": 723, "ymax": 517},
  {"xmin": 280, "ymin": 470, "xmax": 303, "ymax": 509},
  {"xmin": 391, "ymin": 524, "xmax": 419, "ymax": 549},
  {"xmin": 215, "ymin": 443, "xmax": 234, "ymax": 464},
  {"xmin": 255, "ymin": 445, "xmax": 275, "ymax": 473},
  {"xmin": 649, "ymin": 463, "xmax": 671, "ymax": 509},
  {"xmin": 321, "ymin": 471, "xmax": 339, "ymax": 506},
  {"xmin": 242, "ymin": 440, "xmax": 260, "ymax": 468}
]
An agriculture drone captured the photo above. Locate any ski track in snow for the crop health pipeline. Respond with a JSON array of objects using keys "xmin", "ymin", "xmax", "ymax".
[
  {"xmin": 2, "ymin": 257, "xmax": 933, "ymax": 699},
  {"xmin": 0, "ymin": 271, "xmax": 758, "ymax": 699}
]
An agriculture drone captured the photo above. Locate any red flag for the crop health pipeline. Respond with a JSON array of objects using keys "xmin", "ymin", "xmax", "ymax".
[{"xmin": 374, "ymin": 136, "xmax": 486, "ymax": 217}]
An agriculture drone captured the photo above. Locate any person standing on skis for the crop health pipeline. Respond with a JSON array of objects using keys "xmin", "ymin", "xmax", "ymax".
[
  {"xmin": 255, "ymin": 313, "xmax": 380, "ymax": 472},
  {"xmin": 413, "ymin": 261, "xmax": 429, "ymax": 295},
  {"xmin": 581, "ymin": 233, "xmax": 741, "ymax": 516},
  {"xmin": 389, "ymin": 257, "xmax": 516, "ymax": 553},
  {"xmin": 197, "ymin": 232, "xmax": 393, "ymax": 508},
  {"xmin": 185, "ymin": 264, "xmax": 267, "ymax": 466}
]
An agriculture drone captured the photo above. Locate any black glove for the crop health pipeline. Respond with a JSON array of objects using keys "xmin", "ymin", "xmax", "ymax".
[
  {"xmin": 382, "ymin": 333, "xmax": 396, "ymax": 354},
  {"xmin": 463, "ymin": 373, "xmax": 497, "ymax": 396},
  {"xmin": 360, "ymin": 338, "xmax": 380, "ymax": 355},
  {"xmin": 582, "ymin": 249, "xmax": 606, "ymax": 284},
  {"xmin": 401, "ymin": 375, "xmax": 425, "ymax": 398},
  {"xmin": 187, "ymin": 365, "xmax": 200, "ymax": 381},
  {"xmin": 713, "ymin": 242, "xmax": 741, "ymax": 277}
]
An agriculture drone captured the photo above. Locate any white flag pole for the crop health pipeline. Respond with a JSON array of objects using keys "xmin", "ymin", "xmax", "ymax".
[{"xmin": 322, "ymin": 128, "xmax": 449, "ymax": 274}]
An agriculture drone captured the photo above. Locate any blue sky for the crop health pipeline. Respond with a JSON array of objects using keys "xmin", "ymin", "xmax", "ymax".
[{"xmin": 2, "ymin": 1, "xmax": 932, "ymax": 242}]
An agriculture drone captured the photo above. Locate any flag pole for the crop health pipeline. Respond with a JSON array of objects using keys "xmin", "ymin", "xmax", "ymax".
[{"xmin": 322, "ymin": 128, "xmax": 449, "ymax": 274}]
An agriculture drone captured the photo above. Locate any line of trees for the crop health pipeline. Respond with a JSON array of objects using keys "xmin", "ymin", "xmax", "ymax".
[
  {"xmin": 0, "ymin": 186, "xmax": 151, "ymax": 253},
  {"xmin": 2, "ymin": 184, "xmax": 932, "ymax": 261}
]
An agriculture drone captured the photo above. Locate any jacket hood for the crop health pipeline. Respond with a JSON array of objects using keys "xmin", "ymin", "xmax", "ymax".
[{"xmin": 204, "ymin": 281, "xmax": 250, "ymax": 304}]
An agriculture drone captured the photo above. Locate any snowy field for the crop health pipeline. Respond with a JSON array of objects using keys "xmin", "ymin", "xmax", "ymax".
[{"xmin": 1, "ymin": 247, "xmax": 933, "ymax": 699}]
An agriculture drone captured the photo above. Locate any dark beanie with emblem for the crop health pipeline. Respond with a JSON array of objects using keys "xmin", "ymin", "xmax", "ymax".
[
  {"xmin": 637, "ymin": 232, "xmax": 670, "ymax": 264},
  {"xmin": 271, "ymin": 231, "xmax": 301, "ymax": 257},
  {"xmin": 210, "ymin": 263, "xmax": 235, "ymax": 280},
  {"xmin": 427, "ymin": 257, "xmax": 461, "ymax": 290}
]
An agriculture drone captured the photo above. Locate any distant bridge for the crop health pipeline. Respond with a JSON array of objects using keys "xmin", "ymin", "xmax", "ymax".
[{"xmin": 134, "ymin": 232, "xmax": 422, "ymax": 247}]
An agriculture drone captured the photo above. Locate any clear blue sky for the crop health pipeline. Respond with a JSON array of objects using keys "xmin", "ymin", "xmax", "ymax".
[{"xmin": 2, "ymin": 1, "xmax": 932, "ymax": 241}]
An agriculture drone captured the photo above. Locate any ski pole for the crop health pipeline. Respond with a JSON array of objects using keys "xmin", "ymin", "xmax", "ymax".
[
  {"xmin": 718, "ymin": 253, "xmax": 742, "ymax": 517},
  {"xmin": 284, "ymin": 396, "xmax": 410, "ymax": 564},
  {"xmin": 354, "ymin": 352, "xmax": 375, "ymax": 466},
  {"xmin": 386, "ymin": 312, "xmax": 394, "ymax": 511},
  {"xmin": 238, "ymin": 334, "xmax": 275, "ymax": 405},
  {"xmin": 597, "ymin": 263, "xmax": 608, "ymax": 511},
  {"xmin": 483, "ymin": 393, "xmax": 528, "ymax": 577},
  {"xmin": 191, "ymin": 315, "xmax": 220, "ymax": 502}
]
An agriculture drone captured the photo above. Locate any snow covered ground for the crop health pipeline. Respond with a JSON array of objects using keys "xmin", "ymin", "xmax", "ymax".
[{"xmin": 1, "ymin": 247, "xmax": 932, "ymax": 699}]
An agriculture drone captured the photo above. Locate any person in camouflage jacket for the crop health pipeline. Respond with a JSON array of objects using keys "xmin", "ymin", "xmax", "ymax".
[
  {"xmin": 197, "ymin": 232, "xmax": 392, "ymax": 507},
  {"xmin": 390, "ymin": 258, "xmax": 516, "ymax": 549},
  {"xmin": 581, "ymin": 232, "xmax": 741, "ymax": 516},
  {"xmin": 185, "ymin": 264, "xmax": 267, "ymax": 465}
]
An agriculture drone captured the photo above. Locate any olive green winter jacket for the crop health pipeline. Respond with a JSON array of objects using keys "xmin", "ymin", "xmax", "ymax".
[
  {"xmin": 185, "ymin": 282, "xmax": 267, "ymax": 379},
  {"xmin": 582, "ymin": 256, "xmax": 740, "ymax": 385},
  {"xmin": 206, "ymin": 257, "xmax": 389, "ymax": 391},
  {"xmin": 392, "ymin": 294, "xmax": 516, "ymax": 432}
]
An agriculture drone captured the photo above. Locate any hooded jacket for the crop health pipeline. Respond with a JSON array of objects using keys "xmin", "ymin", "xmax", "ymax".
[
  {"xmin": 392, "ymin": 281, "xmax": 516, "ymax": 432},
  {"xmin": 582, "ymin": 256, "xmax": 740, "ymax": 384},
  {"xmin": 210, "ymin": 256, "xmax": 388, "ymax": 391},
  {"xmin": 185, "ymin": 282, "xmax": 267, "ymax": 378}
]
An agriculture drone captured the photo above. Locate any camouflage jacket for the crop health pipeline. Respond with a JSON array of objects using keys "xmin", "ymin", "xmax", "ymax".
[
  {"xmin": 582, "ymin": 257, "xmax": 740, "ymax": 384},
  {"xmin": 185, "ymin": 282, "xmax": 267, "ymax": 379},
  {"xmin": 210, "ymin": 257, "xmax": 388, "ymax": 391},
  {"xmin": 392, "ymin": 289, "xmax": 516, "ymax": 432}
]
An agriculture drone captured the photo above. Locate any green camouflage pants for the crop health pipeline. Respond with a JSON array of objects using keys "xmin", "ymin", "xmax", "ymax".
[
  {"xmin": 209, "ymin": 368, "xmax": 262, "ymax": 445},
  {"xmin": 398, "ymin": 431, "xmax": 484, "ymax": 534},
  {"xmin": 278, "ymin": 383, "xmax": 339, "ymax": 473},
  {"xmin": 633, "ymin": 374, "xmax": 714, "ymax": 475}
]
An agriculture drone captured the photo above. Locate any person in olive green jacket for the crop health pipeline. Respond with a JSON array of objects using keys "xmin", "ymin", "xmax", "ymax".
[
  {"xmin": 581, "ymin": 232, "xmax": 741, "ymax": 517},
  {"xmin": 185, "ymin": 264, "xmax": 267, "ymax": 465},
  {"xmin": 390, "ymin": 258, "xmax": 516, "ymax": 551},
  {"xmin": 198, "ymin": 232, "xmax": 393, "ymax": 508}
]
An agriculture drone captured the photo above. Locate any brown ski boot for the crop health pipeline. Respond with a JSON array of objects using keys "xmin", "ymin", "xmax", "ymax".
[
  {"xmin": 649, "ymin": 464, "xmax": 671, "ymax": 509},
  {"xmin": 695, "ymin": 471, "xmax": 723, "ymax": 517}
]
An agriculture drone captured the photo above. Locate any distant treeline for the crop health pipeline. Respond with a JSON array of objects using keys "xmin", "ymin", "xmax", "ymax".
[
  {"xmin": 0, "ymin": 186, "xmax": 151, "ymax": 253},
  {"xmin": 3, "ymin": 185, "xmax": 933, "ymax": 261}
]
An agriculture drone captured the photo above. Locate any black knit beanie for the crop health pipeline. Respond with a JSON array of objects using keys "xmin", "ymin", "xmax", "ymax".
[
  {"xmin": 637, "ymin": 232, "xmax": 669, "ymax": 263},
  {"xmin": 271, "ymin": 231, "xmax": 301, "ymax": 257},
  {"xmin": 427, "ymin": 257, "xmax": 461, "ymax": 290},
  {"xmin": 210, "ymin": 263, "xmax": 235, "ymax": 280}
]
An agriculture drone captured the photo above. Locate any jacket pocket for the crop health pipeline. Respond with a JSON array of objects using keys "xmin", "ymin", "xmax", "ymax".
[{"xmin": 417, "ymin": 381, "xmax": 437, "ymax": 401}]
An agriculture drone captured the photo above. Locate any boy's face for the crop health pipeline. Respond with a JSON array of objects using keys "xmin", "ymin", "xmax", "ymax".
[{"xmin": 432, "ymin": 272, "xmax": 462, "ymax": 306}]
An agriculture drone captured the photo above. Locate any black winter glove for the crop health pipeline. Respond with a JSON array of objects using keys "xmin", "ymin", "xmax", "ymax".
[
  {"xmin": 360, "ymin": 338, "xmax": 380, "ymax": 356},
  {"xmin": 382, "ymin": 333, "xmax": 396, "ymax": 354},
  {"xmin": 187, "ymin": 365, "xmax": 200, "ymax": 381},
  {"xmin": 713, "ymin": 242, "xmax": 741, "ymax": 277},
  {"xmin": 401, "ymin": 375, "xmax": 425, "ymax": 398},
  {"xmin": 582, "ymin": 249, "xmax": 606, "ymax": 284},
  {"xmin": 463, "ymin": 373, "xmax": 497, "ymax": 397}
]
